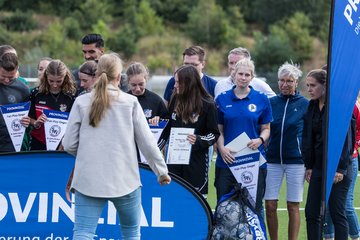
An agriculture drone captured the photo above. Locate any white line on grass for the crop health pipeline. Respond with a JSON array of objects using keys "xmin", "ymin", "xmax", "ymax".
[
  {"xmin": 212, "ymin": 207, "xmax": 360, "ymax": 212},
  {"xmin": 277, "ymin": 207, "xmax": 360, "ymax": 211}
]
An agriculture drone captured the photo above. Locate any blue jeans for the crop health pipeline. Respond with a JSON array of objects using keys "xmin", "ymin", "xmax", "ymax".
[
  {"xmin": 324, "ymin": 157, "xmax": 360, "ymax": 239},
  {"xmin": 73, "ymin": 187, "xmax": 142, "ymax": 240}
]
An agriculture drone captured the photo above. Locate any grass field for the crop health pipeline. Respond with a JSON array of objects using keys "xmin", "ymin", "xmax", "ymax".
[{"xmin": 206, "ymin": 160, "xmax": 360, "ymax": 239}]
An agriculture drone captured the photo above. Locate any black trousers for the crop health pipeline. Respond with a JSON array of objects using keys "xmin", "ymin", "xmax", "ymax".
[{"xmin": 305, "ymin": 168, "xmax": 350, "ymax": 240}]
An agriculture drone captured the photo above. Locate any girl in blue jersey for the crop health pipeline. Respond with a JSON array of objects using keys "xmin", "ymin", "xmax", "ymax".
[{"xmin": 215, "ymin": 58, "xmax": 272, "ymax": 215}]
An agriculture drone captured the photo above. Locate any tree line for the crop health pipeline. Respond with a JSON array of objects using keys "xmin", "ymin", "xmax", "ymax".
[{"xmin": 0, "ymin": 0, "xmax": 330, "ymax": 85}]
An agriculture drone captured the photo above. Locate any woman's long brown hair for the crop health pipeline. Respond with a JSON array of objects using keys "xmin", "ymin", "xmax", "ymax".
[{"xmin": 170, "ymin": 65, "xmax": 211, "ymax": 124}]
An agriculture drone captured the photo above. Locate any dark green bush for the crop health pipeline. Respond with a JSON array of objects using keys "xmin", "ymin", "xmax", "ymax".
[
  {"xmin": 185, "ymin": 0, "xmax": 240, "ymax": 48},
  {"xmin": 0, "ymin": 24, "xmax": 12, "ymax": 43},
  {"xmin": 107, "ymin": 24, "xmax": 138, "ymax": 60},
  {"xmin": 1, "ymin": 11, "xmax": 37, "ymax": 32},
  {"xmin": 63, "ymin": 17, "xmax": 82, "ymax": 40},
  {"xmin": 253, "ymin": 30, "xmax": 295, "ymax": 74},
  {"xmin": 253, "ymin": 12, "xmax": 313, "ymax": 74}
]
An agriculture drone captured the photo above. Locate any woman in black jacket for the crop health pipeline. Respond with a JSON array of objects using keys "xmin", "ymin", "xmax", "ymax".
[
  {"xmin": 158, "ymin": 65, "xmax": 219, "ymax": 197},
  {"xmin": 302, "ymin": 69, "xmax": 351, "ymax": 240}
]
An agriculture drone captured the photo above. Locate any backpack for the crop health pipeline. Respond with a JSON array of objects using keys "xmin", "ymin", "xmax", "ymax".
[{"xmin": 210, "ymin": 184, "xmax": 267, "ymax": 240}]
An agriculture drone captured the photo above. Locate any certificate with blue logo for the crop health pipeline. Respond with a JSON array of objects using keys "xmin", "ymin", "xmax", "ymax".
[
  {"xmin": 0, "ymin": 102, "xmax": 30, "ymax": 152},
  {"xmin": 43, "ymin": 109, "xmax": 69, "ymax": 150},
  {"xmin": 226, "ymin": 132, "xmax": 266, "ymax": 205},
  {"xmin": 228, "ymin": 151, "xmax": 260, "ymax": 204}
]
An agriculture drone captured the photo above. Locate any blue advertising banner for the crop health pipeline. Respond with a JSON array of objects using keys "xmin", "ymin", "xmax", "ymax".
[
  {"xmin": 0, "ymin": 152, "xmax": 212, "ymax": 239},
  {"xmin": 326, "ymin": 0, "xmax": 360, "ymax": 202}
]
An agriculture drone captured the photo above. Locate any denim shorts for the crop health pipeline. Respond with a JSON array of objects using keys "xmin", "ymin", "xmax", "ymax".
[{"xmin": 264, "ymin": 163, "xmax": 305, "ymax": 202}]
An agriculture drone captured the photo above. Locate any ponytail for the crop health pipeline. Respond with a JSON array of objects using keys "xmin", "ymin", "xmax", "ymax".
[
  {"xmin": 88, "ymin": 53, "xmax": 123, "ymax": 127},
  {"xmin": 89, "ymin": 72, "xmax": 110, "ymax": 127}
]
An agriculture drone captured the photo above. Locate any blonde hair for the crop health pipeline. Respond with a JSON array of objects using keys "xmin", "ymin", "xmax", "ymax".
[
  {"xmin": 231, "ymin": 58, "xmax": 256, "ymax": 79},
  {"xmin": 126, "ymin": 62, "xmax": 149, "ymax": 81},
  {"xmin": 89, "ymin": 53, "xmax": 123, "ymax": 127},
  {"xmin": 39, "ymin": 60, "xmax": 76, "ymax": 94}
]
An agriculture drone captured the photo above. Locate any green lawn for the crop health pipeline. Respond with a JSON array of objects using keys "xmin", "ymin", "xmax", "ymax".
[{"xmin": 207, "ymin": 161, "xmax": 360, "ymax": 239}]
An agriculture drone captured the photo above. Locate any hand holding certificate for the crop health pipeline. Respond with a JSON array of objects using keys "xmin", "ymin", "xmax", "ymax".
[
  {"xmin": 166, "ymin": 127, "xmax": 195, "ymax": 164},
  {"xmin": 218, "ymin": 145, "xmax": 236, "ymax": 164},
  {"xmin": 219, "ymin": 132, "xmax": 253, "ymax": 164},
  {"xmin": 225, "ymin": 132, "xmax": 251, "ymax": 152}
]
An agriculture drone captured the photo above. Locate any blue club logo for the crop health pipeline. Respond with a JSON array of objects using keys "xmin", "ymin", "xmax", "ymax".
[
  {"xmin": 241, "ymin": 171, "xmax": 253, "ymax": 184},
  {"xmin": 49, "ymin": 125, "xmax": 61, "ymax": 137},
  {"xmin": 11, "ymin": 119, "xmax": 22, "ymax": 132}
]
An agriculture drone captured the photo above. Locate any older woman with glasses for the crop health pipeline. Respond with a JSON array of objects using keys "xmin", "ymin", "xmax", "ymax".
[{"xmin": 264, "ymin": 62, "xmax": 309, "ymax": 240}]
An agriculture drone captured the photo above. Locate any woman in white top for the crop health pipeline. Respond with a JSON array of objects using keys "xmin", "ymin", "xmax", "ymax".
[{"xmin": 63, "ymin": 53, "xmax": 171, "ymax": 240}]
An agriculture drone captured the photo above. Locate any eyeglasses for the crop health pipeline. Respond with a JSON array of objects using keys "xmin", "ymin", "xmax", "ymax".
[{"xmin": 278, "ymin": 79, "xmax": 295, "ymax": 85}]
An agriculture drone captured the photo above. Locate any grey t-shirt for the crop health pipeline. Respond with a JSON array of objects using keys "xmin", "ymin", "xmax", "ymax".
[{"xmin": 0, "ymin": 79, "xmax": 30, "ymax": 152}]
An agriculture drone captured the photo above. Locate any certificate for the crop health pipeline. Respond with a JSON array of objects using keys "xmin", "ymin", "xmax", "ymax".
[
  {"xmin": 228, "ymin": 152, "xmax": 260, "ymax": 204},
  {"xmin": 225, "ymin": 132, "xmax": 250, "ymax": 153},
  {"xmin": 0, "ymin": 102, "xmax": 30, "ymax": 152},
  {"xmin": 225, "ymin": 132, "xmax": 266, "ymax": 204},
  {"xmin": 43, "ymin": 109, "xmax": 69, "ymax": 151},
  {"xmin": 166, "ymin": 127, "xmax": 194, "ymax": 165}
]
